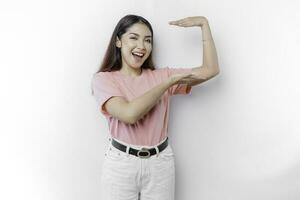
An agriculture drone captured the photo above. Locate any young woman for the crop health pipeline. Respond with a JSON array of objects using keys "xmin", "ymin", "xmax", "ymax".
[{"xmin": 91, "ymin": 14, "xmax": 219, "ymax": 200}]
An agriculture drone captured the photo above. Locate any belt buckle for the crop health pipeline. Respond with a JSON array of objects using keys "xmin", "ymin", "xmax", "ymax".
[{"xmin": 137, "ymin": 148, "xmax": 151, "ymax": 159}]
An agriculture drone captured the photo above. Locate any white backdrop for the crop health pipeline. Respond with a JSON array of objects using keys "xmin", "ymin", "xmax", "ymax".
[{"xmin": 1, "ymin": 0, "xmax": 300, "ymax": 199}]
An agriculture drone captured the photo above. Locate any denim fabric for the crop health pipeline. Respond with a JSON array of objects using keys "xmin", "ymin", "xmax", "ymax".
[{"xmin": 100, "ymin": 137, "xmax": 175, "ymax": 200}]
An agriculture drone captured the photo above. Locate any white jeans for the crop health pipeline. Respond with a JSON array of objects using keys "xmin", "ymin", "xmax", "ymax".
[{"xmin": 100, "ymin": 137, "xmax": 175, "ymax": 200}]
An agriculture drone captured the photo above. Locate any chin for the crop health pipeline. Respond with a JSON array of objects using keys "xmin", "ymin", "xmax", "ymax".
[
  {"xmin": 133, "ymin": 66, "xmax": 142, "ymax": 70},
  {"xmin": 131, "ymin": 63, "xmax": 144, "ymax": 69}
]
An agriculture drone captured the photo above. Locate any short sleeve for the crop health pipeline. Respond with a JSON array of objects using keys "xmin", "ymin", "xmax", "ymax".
[
  {"xmin": 91, "ymin": 72, "xmax": 125, "ymax": 116},
  {"xmin": 165, "ymin": 67, "xmax": 193, "ymax": 96}
]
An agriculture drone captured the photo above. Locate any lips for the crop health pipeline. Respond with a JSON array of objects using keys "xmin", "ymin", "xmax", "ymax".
[
  {"xmin": 132, "ymin": 51, "xmax": 145, "ymax": 58},
  {"xmin": 132, "ymin": 54, "xmax": 143, "ymax": 62}
]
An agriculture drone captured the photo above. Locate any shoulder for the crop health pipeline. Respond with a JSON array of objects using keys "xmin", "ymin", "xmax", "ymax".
[
  {"xmin": 93, "ymin": 71, "xmax": 116, "ymax": 80},
  {"xmin": 92, "ymin": 71, "xmax": 117, "ymax": 87},
  {"xmin": 93, "ymin": 71, "xmax": 113, "ymax": 78}
]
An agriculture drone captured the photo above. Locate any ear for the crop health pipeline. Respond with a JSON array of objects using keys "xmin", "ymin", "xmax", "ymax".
[{"xmin": 116, "ymin": 36, "xmax": 121, "ymax": 48}]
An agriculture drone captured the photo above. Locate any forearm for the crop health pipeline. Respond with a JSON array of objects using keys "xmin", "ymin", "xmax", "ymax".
[
  {"xmin": 201, "ymin": 22, "xmax": 219, "ymax": 72},
  {"xmin": 128, "ymin": 78, "xmax": 174, "ymax": 123}
]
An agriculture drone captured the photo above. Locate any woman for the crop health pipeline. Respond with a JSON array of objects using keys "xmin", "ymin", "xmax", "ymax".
[{"xmin": 91, "ymin": 14, "xmax": 219, "ymax": 200}]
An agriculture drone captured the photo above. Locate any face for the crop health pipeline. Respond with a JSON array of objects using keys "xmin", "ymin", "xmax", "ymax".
[{"xmin": 116, "ymin": 22, "xmax": 152, "ymax": 70}]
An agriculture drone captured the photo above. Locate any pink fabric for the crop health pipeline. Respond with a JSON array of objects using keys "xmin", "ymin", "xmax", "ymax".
[{"xmin": 91, "ymin": 67, "xmax": 193, "ymax": 146}]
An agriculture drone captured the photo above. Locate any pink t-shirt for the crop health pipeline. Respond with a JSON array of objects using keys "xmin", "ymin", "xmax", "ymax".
[{"xmin": 91, "ymin": 67, "xmax": 193, "ymax": 146}]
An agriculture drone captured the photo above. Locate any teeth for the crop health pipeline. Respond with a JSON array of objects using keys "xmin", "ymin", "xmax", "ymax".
[{"xmin": 132, "ymin": 52, "xmax": 144, "ymax": 57}]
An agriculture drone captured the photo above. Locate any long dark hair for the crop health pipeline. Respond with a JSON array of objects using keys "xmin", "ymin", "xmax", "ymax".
[{"xmin": 96, "ymin": 14, "xmax": 156, "ymax": 73}]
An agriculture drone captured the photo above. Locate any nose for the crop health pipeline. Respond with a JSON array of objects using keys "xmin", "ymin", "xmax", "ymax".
[{"xmin": 136, "ymin": 40, "xmax": 146, "ymax": 50}]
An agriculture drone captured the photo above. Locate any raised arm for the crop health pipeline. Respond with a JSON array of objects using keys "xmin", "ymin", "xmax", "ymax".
[{"xmin": 169, "ymin": 16, "xmax": 220, "ymax": 86}]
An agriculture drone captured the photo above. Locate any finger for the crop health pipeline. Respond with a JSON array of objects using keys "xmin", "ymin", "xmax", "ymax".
[
  {"xmin": 169, "ymin": 21, "xmax": 177, "ymax": 25},
  {"xmin": 182, "ymin": 21, "xmax": 194, "ymax": 27},
  {"xmin": 169, "ymin": 17, "xmax": 188, "ymax": 25},
  {"xmin": 176, "ymin": 17, "xmax": 190, "ymax": 24},
  {"xmin": 169, "ymin": 21, "xmax": 182, "ymax": 25}
]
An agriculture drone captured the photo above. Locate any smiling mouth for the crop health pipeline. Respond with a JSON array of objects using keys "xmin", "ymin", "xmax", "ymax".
[
  {"xmin": 132, "ymin": 52, "xmax": 144, "ymax": 58},
  {"xmin": 132, "ymin": 52, "xmax": 145, "ymax": 61}
]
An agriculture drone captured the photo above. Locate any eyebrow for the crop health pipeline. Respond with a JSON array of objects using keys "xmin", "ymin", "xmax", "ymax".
[{"xmin": 129, "ymin": 32, "xmax": 152, "ymax": 38}]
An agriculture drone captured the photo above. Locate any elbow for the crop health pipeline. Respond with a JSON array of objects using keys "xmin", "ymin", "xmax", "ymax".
[
  {"xmin": 205, "ymin": 69, "xmax": 220, "ymax": 80},
  {"xmin": 212, "ymin": 67, "xmax": 220, "ymax": 77},
  {"xmin": 202, "ymin": 65, "xmax": 220, "ymax": 80},
  {"xmin": 213, "ymin": 65, "xmax": 220, "ymax": 74},
  {"xmin": 205, "ymin": 68, "xmax": 220, "ymax": 80}
]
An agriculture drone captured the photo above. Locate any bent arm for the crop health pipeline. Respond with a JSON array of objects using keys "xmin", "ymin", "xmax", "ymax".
[{"xmin": 191, "ymin": 21, "xmax": 220, "ymax": 84}]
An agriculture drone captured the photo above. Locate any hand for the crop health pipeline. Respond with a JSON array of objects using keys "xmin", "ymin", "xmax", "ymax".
[
  {"xmin": 169, "ymin": 16, "xmax": 208, "ymax": 27},
  {"xmin": 169, "ymin": 72, "xmax": 200, "ymax": 85}
]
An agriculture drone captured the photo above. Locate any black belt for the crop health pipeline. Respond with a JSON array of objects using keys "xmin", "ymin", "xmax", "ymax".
[{"xmin": 111, "ymin": 137, "xmax": 169, "ymax": 159}]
